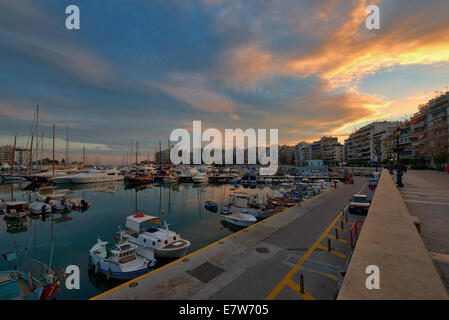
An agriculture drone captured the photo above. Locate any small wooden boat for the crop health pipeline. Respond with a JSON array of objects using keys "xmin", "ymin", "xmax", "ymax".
[{"xmin": 205, "ymin": 201, "xmax": 218, "ymax": 212}]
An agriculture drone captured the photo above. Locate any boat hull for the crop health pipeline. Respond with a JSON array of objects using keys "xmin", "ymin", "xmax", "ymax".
[
  {"xmin": 154, "ymin": 245, "xmax": 190, "ymax": 259},
  {"xmin": 221, "ymin": 213, "xmax": 256, "ymax": 227}
]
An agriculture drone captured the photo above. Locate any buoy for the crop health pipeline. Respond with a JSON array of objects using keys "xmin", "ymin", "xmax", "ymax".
[{"xmin": 161, "ymin": 210, "xmax": 165, "ymax": 214}]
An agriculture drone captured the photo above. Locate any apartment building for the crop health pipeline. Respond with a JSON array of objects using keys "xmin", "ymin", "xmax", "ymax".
[
  {"xmin": 0, "ymin": 145, "xmax": 31, "ymax": 166},
  {"xmin": 294, "ymin": 142, "xmax": 311, "ymax": 166},
  {"xmin": 0, "ymin": 145, "xmax": 14, "ymax": 165},
  {"xmin": 310, "ymin": 136, "xmax": 339, "ymax": 164},
  {"xmin": 410, "ymin": 105, "xmax": 429, "ymax": 159},
  {"xmin": 345, "ymin": 121, "xmax": 400, "ymax": 164},
  {"xmin": 426, "ymin": 92, "xmax": 449, "ymax": 159},
  {"xmin": 333, "ymin": 145, "xmax": 345, "ymax": 163}
]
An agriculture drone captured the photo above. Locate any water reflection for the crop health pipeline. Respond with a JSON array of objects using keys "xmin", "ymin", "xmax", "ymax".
[{"xmin": 0, "ymin": 181, "xmax": 283, "ymax": 299}]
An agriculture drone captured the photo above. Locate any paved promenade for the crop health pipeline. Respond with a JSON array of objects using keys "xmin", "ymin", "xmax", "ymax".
[
  {"xmin": 93, "ymin": 178, "xmax": 369, "ymax": 300},
  {"xmin": 399, "ymin": 170, "xmax": 449, "ymax": 293},
  {"xmin": 338, "ymin": 169, "xmax": 448, "ymax": 300}
]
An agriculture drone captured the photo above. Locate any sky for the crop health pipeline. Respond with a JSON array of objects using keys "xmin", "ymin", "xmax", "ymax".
[{"xmin": 1, "ymin": 0, "xmax": 449, "ymax": 164}]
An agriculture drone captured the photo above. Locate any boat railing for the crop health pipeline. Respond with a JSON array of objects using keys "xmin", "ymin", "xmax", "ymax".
[{"xmin": 21, "ymin": 257, "xmax": 54, "ymax": 286}]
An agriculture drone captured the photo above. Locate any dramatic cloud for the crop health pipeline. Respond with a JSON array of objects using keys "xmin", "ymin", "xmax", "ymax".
[{"xmin": 1, "ymin": 0, "xmax": 449, "ymax": 163}]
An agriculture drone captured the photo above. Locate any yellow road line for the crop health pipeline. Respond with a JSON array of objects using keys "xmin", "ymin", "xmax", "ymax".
[
  {"xmin": 286, "ymin": 279, "xmax": 316, "ymax": 300},
  {"xmin": 323, "ymin": 273, "xmax": 338, "ymax": 281},
  {"xmin": 90, "ymin": 188, "xmax": 334, "ymax": 300},
  {"xmin": 317, "ymin": 245, "xmax": 347, "ymax": 259},
  {"xmin": 265, "ymin": 212, "xmax": 343, "ymax": 300},
  {"xmin": 327, "ymin": 234, "xmax": 348, "ymax": 243}
]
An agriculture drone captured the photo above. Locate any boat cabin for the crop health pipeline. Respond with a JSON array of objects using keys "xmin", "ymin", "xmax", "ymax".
[
  {"xmin": 228, "ymin": 192, "xmax": 258, "ymax": 208},
  {"xmin": 107, "ymin": 242, "xmax": 138, "ymax": 264},
  {"xmin": 125, "ymin": 213, "xmax": 182, "ymax": 250},
  {"xmin": 5, "ymin": 201, "xmax": 28, "ymax": 213}
]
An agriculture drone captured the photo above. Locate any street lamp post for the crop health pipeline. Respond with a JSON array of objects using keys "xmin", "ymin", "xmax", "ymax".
[{"xmin": 394, "ymin": 128, "xmax": 403, "ymax": 187}]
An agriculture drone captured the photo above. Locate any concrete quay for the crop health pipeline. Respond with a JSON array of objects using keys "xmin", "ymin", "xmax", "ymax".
[
  {"xmin": 93, "ymin": 178, "xmax": 369, "ymax": 300},
  {"xmin": 338, "ymin": 169, "xmax": 448, "ymax": 300}
]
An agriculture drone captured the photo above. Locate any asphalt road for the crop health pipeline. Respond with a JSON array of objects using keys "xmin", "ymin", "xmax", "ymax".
[{"xmin": 211, "ymin": 177, "xmax": 371, "ymax": 300}]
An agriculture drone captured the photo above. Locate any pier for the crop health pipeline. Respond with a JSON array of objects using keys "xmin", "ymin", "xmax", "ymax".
[
  {"xmin": 92, "ymin": 169, "xmax": 449, "ymax": 300},
  {"xmin": 92, "ymin": 177, "xmax": 369, "ymax": 300}
]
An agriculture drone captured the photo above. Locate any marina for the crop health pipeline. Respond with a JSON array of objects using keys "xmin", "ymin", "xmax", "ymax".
[{"xmin": 0, "ymin": 176, "xmax": 315, "ymax": 299}]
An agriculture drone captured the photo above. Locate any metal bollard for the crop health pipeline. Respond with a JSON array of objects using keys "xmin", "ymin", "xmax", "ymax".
[
  {"xmin": 335, "ymin": 228, "xmax": 339, "ymax": 239},
  {"xmin": 299, "ymin": 274, "xmax": 304, "ymax": 294},
  {"xmin": 341, "ymin": 220, "xmax": 344, "ymax": 230},
  {"xmin": 328, "ymin": 238, "xmax": 331, "ymax": 252}
]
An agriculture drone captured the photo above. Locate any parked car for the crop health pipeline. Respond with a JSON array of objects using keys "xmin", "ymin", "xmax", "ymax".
[{"xmin": 348, "ymin": 194, "xmax": 370, "ymax": 215}]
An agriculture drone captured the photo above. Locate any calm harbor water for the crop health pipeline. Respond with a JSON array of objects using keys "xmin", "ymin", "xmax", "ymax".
[{"xmin": 0, "ymin": 181, "xmax": 283, "ymax": 300}]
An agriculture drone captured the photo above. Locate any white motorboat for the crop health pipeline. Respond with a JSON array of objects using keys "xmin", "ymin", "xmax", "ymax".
[
  {"xmin": 178, "ymin": 168, "xmax": 199, "ymax": 182},
  {"xmin": 0, "ymin": 175, "xmax": 27, "ymax": 184},
  {"xmin": 123, "ymin": 213, "xmax": 190, "ymax": 259},
  {"xmin": 221, "ymin": 210, "xmax": 257, "ymax": 227},
  {"xmin": 70, "ymin": 170, "xmax": 124, "ymax": 184},
  {"xmin": 89, "ymin": 231, "xmax": 156, "ymax": 280},
  {"xmin": 192, "ymin": 172, "xmax": 208, "ymax": 183},
  {"xmin": 222, "ymin": 192, "xmax": 261, "ymax": 217},
  {"xmin": 50, "ymin": 171, "xmax": 89, "ymax": 184},
  {"xmin": 162, "ymin": 174, "xmax": 177, "ymax": 184},
  {"xmin": 28, "ymin": 202, "xmax": 52, "ymax": 215}
]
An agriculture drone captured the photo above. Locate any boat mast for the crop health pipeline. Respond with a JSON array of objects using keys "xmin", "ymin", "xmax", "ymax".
[
  {"xmin": 36, "ymin": 105, "xmax": 39, "ymax": 170},
  {"xmin": 135, "ymin": 141, "xmax": 138, "ymax": 175},
  {"xmin": 66, "ymin": 124, "xmax": 69, "ymax": 166},
  {"xmin": 29, "ymin": 134, "xmax": 34, "ymax": 172},
  {"xmin": 10, "ymin": 134, "xmax": 17, "ymax": 173},
  {"xmin": 40, "ymin": 131, "xmax": 44, "ymax": 170},
  {"xmin": 159, "ymin": 140, "xmax": 162, "ymax": 168},
  {"xmin": 52, "ymin": 124, "xmax": 55, "ymax": 175},
  {"xmin": 82, "ymin": 146, "xmax": 86, "ymax": 168}
]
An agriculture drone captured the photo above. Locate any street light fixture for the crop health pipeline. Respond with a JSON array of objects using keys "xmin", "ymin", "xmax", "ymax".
[{"xmin": 394, "ymin": 127, "xmax": 403, "ymax": 187}]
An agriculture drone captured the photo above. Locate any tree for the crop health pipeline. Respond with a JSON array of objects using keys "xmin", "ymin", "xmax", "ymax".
[{"xmin": 433, "ymin": 151, "xmax": 449, "ymax": 170}]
